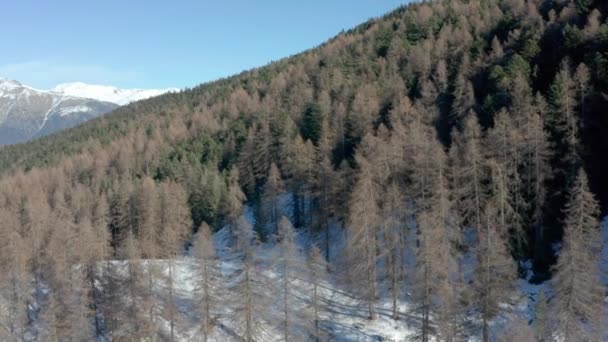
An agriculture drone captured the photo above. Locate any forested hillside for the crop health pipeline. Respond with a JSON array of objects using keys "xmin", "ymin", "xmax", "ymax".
[{"xmin": 0, "ymin": 0, "xmax": 607, "ymax": 340}]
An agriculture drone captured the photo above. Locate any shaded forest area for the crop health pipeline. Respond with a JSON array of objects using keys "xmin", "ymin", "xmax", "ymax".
[{"xmin": 0, "ymin": 0, "xmax": 607, "ymax": 340}]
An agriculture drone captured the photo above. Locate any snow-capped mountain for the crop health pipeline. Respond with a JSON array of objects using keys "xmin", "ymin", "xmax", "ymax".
[
  {"xmin": 0, "ymin": 78, "xmax": 177, "ymax": 145},
  {"xmin": 53, "ymin": 82, "xmax": 178, "ymax": 106}
]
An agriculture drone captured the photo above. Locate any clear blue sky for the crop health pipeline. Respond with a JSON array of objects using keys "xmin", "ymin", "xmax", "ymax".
[{"xmin": 0, "ymin": 0, "xmax": 407, "ymax": 90}]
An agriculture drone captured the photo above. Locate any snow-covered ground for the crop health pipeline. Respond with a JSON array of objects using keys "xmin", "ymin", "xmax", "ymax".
[
  {"xmin": 114, "ymin": 228, "xmax": 419, "ymax": 342},
  {"xmin": 102, "ymin": 210, "xmax": 606, "ymax": 341}
]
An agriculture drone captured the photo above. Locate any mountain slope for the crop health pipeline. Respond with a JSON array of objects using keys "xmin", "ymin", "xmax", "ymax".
[{"xmin": 0, "ymin": 0, "xmax": 607, "ymax": 340}]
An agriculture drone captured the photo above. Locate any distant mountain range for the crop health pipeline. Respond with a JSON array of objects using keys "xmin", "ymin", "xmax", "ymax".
[{"xmin": 0, "ymin": 78, "xmax": 176, "ymax": 145}]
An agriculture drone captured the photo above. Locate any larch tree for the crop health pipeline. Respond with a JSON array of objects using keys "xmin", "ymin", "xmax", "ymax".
[
  {"xmin": 14, "ymin": 193, "xmax": 44, "ymax": 337},
  {"xmin": 451, "ymin": 58, "xmax": 475, "ymax": 123},
  {"xmin": 260, "ymin": 163, "xmax": 285, "ymax": 238},
  {"xmin": 412, "ymin": 132, "xmax": 462, "ymax": 342},
  {"xmin": 226, "ymin": 168, "xmax": 247, "ymax": 234},
  {"xmin": 399, "ymin": 100, "xmax": 426, "ymax": 181},
  {"xmin": 413, "ymin": 197, "xmax": 436, "ymax": 341},
  {"xmin": 311, "ymin": 152, "xmax": 338, "ymax": 261},
  {"xmin": 552, "ymin": 169, "xmax": 604, "ymax": 342},
  {"xmin": 132, "ymin": 177, "xmax": 161, "ymax": 337},
  {"xmin": 350, "ymin": 84, "xmax": 379, "ymax": 144},
  {"xmin": 524, "ymin": 94, "xmax": 552, "ymax": 266},
  {"xmin": 135, "ymin": 177, "xmax": 159, "ymax": 259},
  {"xmin": 486, "ymin": 110, "xmax": 525, "ymax": 253},
  {"xmin": 228, "ymin": 217, "xmax": 272, "ymax": 342},
  {"xmin": 574, "ymin": 63, "xmax": 590, "ymax": 122},
  {"xmin": 238, "ymin": 121, "xmax": 272, "ymax": 196},
  {"xmin": 192, "ymin": 222, "xmax": 220, "ymax": 342},
  {"xmin": 489, "ymin": 36, "xmax": 504, "ymax": 60},
  {"xmin": 306, "ymin": 245, "xmax": 329, "ymax": 341},
  {"xmin": 508, "ymin": 72, "xmax": 534, "ymax": 124},
  {"xmin": 333, "ymin": 159, "xmax": 355, "ymax": 229},
  {"xmin": 450, "ymin": 113, "xmax": 487, "ymax": 234},
  {"xmin": 473, "ymin": 188, "xmax": 517, "ymax": 342},
  {"xmin": 72, "ymin": 213, "xmax": 104, "ymax": 341},
  {"xmin": 340, "ymin": 93, "xmax": 370, "ymax": 163},
  {"xmin": 237, "ymin": 129, "xmax": 260, "ymax": 196},
  {"xmin": 16, "ymin": 195, "xmax": 33, "ymax": 246},
  {"xmin": 548, "ymin": 60, "xmax": 587, "ymax": 185},
  {"xmin": 584, "ymin": 9, "xmax": 602, "ymax": 37},
  {"xmin": 91, "ymin": 195, "xmax": 118, "ymax": 339},
  {"xmin": 119, "ymin": 231, "xmax": 149, "ymax": 339},
  {"xmin": 345, "ymin": 151, "xmax": 379, "ymax": 320},
  {"xmin": 487, "ymin": 160, "xmax": 519, "ymax": 245},
  {"xmin": 45, "ymin": 196, "xmax": 95, "ymax": 341},
  {"xmin": 84, "ymin": 196, "xmax": 111, "ymax": 338},
  {"xmin": 430, "ymin": 147, "xmax": 462, "ymax": 342},
  {"xmin": 379, "ymin": 182, "xmax": 406, "ymax": 320},
  {"xmin": 283, "ymin": 135, "xmax": 315, "ymax": 229},
  {"xmin": 0, "ymin": 208, "xmax": 31, "ymax": 340},
  {"xmin": 25, "ymin": 193, "xmax": 51, "ymax": 338},
  {"xmin": 156, "ymin": 181, "xmax": 191, "ymax": 342},
  {"xmin": 100, "ymin": 209, "xmax": 126, "ymax": 339},
  {"xmin": 274, "ymin": 216, "xmax": 307, "ymax": 341}
]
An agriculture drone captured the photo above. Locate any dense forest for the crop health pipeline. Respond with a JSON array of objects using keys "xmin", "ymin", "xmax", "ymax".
[{"xmin": 0, "ymin": 0, "xmax": 607, "ymax": 340}]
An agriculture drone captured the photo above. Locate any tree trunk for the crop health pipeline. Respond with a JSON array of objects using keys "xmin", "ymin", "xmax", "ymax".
[
  {"xmin": 314, "ymin": 281, "xmax": 320, "ymax": 341},
  {"xmin": 168, "ymin": 259, "xmax": 175, "ymax": 342},
  {"xmin": 202, "ymin": 259, "xmax": 210, "ymax": 342},
  {"xmin": 390, "ymin": 252, "xmax": 398, "ymax": 320},
  {"xmin": 89, "ymin": 265, "xmax": 102, "ymax": 337},
  {"xmin": 483, "ymin": 225, "xmax": 491, "ymax": 342},
  {"xmin": 128, "ymin": 261, "xmax": 139, "ymax": 335},
  {"xmin": 245, "ymin": 266, "xmax": 253, "ymax": 342},
  {"xmin": 324, "ymin": 219, "xmax": 330, "ymax": 262}
]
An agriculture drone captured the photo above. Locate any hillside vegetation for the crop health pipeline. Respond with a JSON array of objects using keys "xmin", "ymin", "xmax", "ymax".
[{"xmin": 0, "ymin": 0, "xmax": 607, "ymax": 340}]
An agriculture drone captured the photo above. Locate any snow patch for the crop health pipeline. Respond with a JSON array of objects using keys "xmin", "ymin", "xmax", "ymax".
[
  {"xmin": 56, "ymin": 104, "xmax": 93, "ymax": 117},
  {"xmin": 38, "ymin": 97, "xmax": 64, "ymax": 131}
]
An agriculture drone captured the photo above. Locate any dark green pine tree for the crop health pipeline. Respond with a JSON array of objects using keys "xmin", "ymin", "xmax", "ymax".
[{"xmin": 300, "ymin": 103, "xmax": 323, "ymax": 146}]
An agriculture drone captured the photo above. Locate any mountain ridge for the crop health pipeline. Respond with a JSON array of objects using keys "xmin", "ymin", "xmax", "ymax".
[
  {"xmin": 0, "ymin": 78, "xmax": 177, "ymax": 145},
  {"xmin": 51, "ymin": 81, "xmax": 179, "ymax": 106}
]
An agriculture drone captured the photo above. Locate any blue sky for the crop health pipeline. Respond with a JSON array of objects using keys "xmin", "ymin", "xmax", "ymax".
[{"xmin": 1, "ymin": 0, "xmax": 407, "ymax": 90}]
